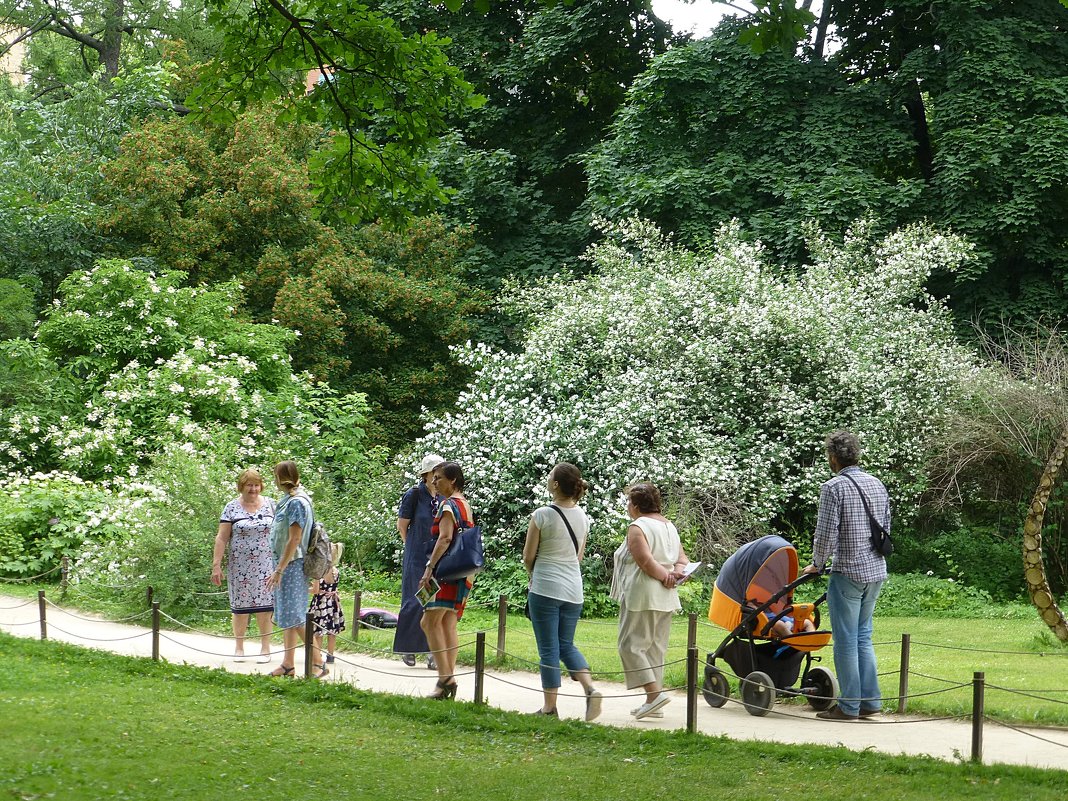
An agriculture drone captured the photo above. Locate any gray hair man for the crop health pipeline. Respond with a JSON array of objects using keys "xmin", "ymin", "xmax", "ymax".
[{"xmin": 802, "ymin": 431, "xmax": 889, "ymax": 721}]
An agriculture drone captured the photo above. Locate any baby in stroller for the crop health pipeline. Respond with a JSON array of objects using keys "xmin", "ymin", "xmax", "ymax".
[{"xmin": 702, "ymin": 535, "xmax": 836, "ymax": 716}]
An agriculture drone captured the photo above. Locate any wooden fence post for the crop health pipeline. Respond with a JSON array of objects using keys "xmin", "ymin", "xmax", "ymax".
[
  {"xmin": 475, "ymin": 631, "xmax": 486, "ymax": 705},
  {"xmin": 971, "ymin": 672, "xmax": 985, "ymax": 764},
  {"xmin": 152, "ymin": 602, "xmax": 160, "ymax": 661},
  {"xmin": 38, "ymin": 590, "xmax": 46, "ymax": 641},
  {"xmin": 304, "ymin": 613, "xmax": 315, "ymax": 678},
  {"xmin": 352, "ymin": 590, "xmax": 362, "ymax": 642},
  {"xmin": 897, "ymin": 633, "xmax": 911, "ymax": 714},
  {"xmin": 686, "ymin": 646, "xmax": 698, "ymax": 734},
  {"xmin": 496, "ymin": 594, "xmax": 507, "ymax": 662}
]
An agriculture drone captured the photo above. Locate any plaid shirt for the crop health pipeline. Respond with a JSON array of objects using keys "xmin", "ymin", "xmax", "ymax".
[{"xmin": 812, "ymin": 466, "xmax": 889, "ymax": 583}]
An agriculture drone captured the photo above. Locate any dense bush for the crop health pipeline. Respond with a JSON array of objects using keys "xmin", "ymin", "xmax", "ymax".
[
  {"xmin": 0, "ymin": 259, "xmax": 380, "ymax": 580},
  {"xmin": 0, "ymin": 472, "xmax": 115, "ymax": 575},
  {"xmin": 875, "ymin": 573, "xmax": 1033, "ymax": 619},
  {"xmin": 357, "ymin": 218, "xmax": 982, "ymax": 609}
]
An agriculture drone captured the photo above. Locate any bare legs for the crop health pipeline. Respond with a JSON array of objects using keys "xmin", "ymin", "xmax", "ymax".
[
  {"xmin": 273, "ymin": 626, "xmax": 321, "ymax": 676},
  {"xmin": 233, "ymin": 612, "xmax": 274, "ymax": 660},
  {"xmin": 541, "ymin": 669, "xmax": 596, "ymax": 714},
  {"xmin": 232, "ymin": 613, "xmax": 249, "ymax": 657},
  {"xmin": 420, "ymin": 608, "xmax": 459, "ymax": 696},
  {"xmin": 254, "ymin": 611, "xmax": 273, "ymax": 657}
]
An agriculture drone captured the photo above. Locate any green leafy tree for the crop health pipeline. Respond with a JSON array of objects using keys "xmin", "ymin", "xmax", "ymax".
[
  {"xmin": 100, "ymin": 111, "xmax": 485, "ymax": 445},
  {"xmin": 586, "ymin": 27, "xmax": 923, "ymax": 265},
  {"xmin": 0, "ymin": 278, "xmax": 34, "ymax": 339},
  {"xmin": 379, "ymin": 0, "xmax": 676, "ymax": 293},
  {"xmin": 189, "ymin": 0, "xmax": 479, "ymax": 222},
  {"xmin": 592, "ymin": 2, "xmax": 1068, "ymax": 325},
  {"xmin": 0, "ymin": 62, "xmax": 177, "ymax": 308}
]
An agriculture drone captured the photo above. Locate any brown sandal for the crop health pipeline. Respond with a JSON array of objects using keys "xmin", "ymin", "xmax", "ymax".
[
  {"xmin": 270, "ymin": 665, "xmax": 295, "ymax": 678},
  {"xmin": 313, "ymin": 663, "xmax": 330, "ymax": 679}
]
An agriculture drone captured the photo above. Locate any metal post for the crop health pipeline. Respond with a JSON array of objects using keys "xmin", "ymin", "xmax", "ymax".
[
  {"xmin": 686, "ymin": 646, "xmax": 698, "ymax": 734},
  {"xmin": 971, "ymin": 672, "xmax": 985, "ymax": 764},
  {"xmin": 897, "ymin": 633, "xmax": 911, "ymax": 714},
  {"xmin": 152, "ymin": 602, "xmax": 160, "ymax": 661},
  {"xmin": 474, "ymin": 631, "xmax": 486, "ymax": 705},
  {"xmin": 304, "ymin": 612, "xmax": 315, "ymax": 678},
  {"xmin": 38, "ymin": 590, "xmax": 47, "ymax": 641},
  {"xmin": 60, "ymin": 556, "xmax": 69, "ymax": 593},
  {"xmin": 496, "ymin": 594, "xmax": 507, "ymax": 662},
  {"xmin": 146, "ymin": 585, "xmax": 154, "ymax": 610},
  {"xmin": 687, "ymin": 612, "xmax": 697, "ymax": 651},
  {"xmin": 352, "ymin": 590, "xmax": 362, "ymax": 641}
]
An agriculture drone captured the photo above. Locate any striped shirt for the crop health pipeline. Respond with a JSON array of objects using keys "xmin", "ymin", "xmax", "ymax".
[{"xmin": 812, "ymin": 466, "xmax": 890, "ymax": 583}]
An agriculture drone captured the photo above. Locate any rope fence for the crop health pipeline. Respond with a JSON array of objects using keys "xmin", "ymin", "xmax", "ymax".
[{"xmin": 3, "ymin": 586, "xmax": 1068, "ymax": 764}]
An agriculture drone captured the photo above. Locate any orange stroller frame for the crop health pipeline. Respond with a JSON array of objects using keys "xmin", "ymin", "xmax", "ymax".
[{"xmin": 704, "ymin": 535, "xmax": 837, "ymax": 716}]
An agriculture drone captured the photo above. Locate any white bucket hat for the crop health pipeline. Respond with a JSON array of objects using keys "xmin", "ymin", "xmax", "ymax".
[{"xmin": 417, "ymin": 453, "xmax": 445, "ymax": 476}]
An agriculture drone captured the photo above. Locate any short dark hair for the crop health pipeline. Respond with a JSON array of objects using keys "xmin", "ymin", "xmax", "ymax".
[
  {"xmin": 627, "ymin": 483, "xmax": 662, "ymax": 514},
  {"xmin": 825, "ymin": 431, "xmax": 861, "ymax": 467},
  {"xmin": 551, "ymin": 462, "xmax": 588, "ymax": 501},
  {"xmin": 436, "ymin": 461, "xmax": 465, "ymax": 491}
]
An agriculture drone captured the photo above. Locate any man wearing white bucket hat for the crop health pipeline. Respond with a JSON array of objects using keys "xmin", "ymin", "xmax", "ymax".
[{"xmin": 393, "ymin": 453, "xmax": 445, "ymax": 667}]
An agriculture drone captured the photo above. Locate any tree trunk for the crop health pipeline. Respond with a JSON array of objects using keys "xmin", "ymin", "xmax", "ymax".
[
  {"xmin": 100, "ymin": 0, "xmax": 126, "ymax": 79},
  {"xmin": 1022, "ymin": 424, "xmax": 1068, "ymax": 643}
]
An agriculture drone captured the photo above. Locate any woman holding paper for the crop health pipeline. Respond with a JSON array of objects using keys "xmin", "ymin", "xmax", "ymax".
[{"xmin": 610, "ymin": 482, "xmax": 690, "ymax": 720}]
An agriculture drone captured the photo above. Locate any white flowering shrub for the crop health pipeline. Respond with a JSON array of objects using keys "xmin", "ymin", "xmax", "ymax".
[
  {"xmin": 68, "ymin": 444, "xmax": 235, "ymax": 612},
  {"xmin": 359, "ymin": 219, "xmax": 980, "ymax": 611},
  {"xmin": 0, "ymin": 259, "xmax": 380, "ymax": 584}
]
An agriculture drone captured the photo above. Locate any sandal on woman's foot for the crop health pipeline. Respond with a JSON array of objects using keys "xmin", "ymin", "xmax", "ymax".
[
  {"xmin": 313, "ymin": 663, "xmax": 329, "ymax": 679},
  {"xmin": 270, "ymin": 665, "xmax": 294, "ymax": 677},
  {"xmin": 429, "ymin": 677, "xmax": 457, "ymax": 700}
]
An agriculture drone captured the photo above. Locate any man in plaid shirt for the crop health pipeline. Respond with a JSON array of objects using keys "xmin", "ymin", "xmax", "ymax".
[{"xmin": 803, "ymin": 431, "xmax": 889, "ymax": 721}]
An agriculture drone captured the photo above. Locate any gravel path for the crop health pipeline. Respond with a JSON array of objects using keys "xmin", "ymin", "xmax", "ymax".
[{"xmin": 3, "ymin": 593, "xmax": 1066, "ymax": 771}]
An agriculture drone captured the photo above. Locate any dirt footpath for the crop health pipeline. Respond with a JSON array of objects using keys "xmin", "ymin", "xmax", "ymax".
[{"xmin": 2, "ymin": 593, "xmax": 1066, "ymax": 771}]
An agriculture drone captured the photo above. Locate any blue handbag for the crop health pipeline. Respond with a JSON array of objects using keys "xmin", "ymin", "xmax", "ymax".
[{"xmin": 432, "ymin": 499, "xmax": 485, "ymax": 581}]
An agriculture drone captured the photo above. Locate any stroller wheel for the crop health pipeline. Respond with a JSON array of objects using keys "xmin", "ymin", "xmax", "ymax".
[
  {"xmin": 740, "ymin": 671, "xmax": 776, "ymax": 717},
  {"xmin": 802, "ymin": 666, "xmax": 838, "ymax": 711},
  {"xmin": 702, "ymin": 665, "xmax": 729, "ymax": 708}
]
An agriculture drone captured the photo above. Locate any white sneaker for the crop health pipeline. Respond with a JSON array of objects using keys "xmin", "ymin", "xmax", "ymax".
[
  {"xmin": 631, "ymin": 692, "xmax": 671, "ymax": 720},
  {"xmin": 233, "ymin": 653, "xmax": 247, "ymax": 663}
]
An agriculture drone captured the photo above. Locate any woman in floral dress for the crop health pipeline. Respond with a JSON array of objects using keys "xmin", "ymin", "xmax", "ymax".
[{"xmin": 211, "ymin": 468, "xmax": 276, "ymax": 662}]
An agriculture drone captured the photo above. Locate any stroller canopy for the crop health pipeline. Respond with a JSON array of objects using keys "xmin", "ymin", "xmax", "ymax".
[{"xmin": 709, "ymin": 535, "xmax": 798, "ymax": 631}]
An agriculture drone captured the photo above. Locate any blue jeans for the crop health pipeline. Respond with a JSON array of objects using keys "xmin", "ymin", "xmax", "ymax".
[
  {"xmin": 826, "ymin": 573, "xmax": 884, "ymax": 716},
  {"xmin": 527, "ymin": 592, "xmax": 589, "ymax": 689}
]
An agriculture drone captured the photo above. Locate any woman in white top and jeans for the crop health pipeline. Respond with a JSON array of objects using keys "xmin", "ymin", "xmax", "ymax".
[
  {"xmin": 611, "ymin": 482, "xmax": 689, "ymax": 720},
  {"xmin": 522, "ymin": 463, "xmax": 602, "ymax": 721}
]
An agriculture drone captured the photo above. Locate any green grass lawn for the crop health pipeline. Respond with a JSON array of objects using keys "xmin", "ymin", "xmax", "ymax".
[
  {"xmin": 12, "ymin": 582, "xmax": 1068, "ymax": 725},
  {"xmin": 2, "ymin": 634, "xmax": 1066, "ymax": 801}
]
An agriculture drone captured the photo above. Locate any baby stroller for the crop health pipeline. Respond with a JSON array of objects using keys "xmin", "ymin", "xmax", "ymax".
[{"xmin": 703, "ymin": 535, "xmax": 837, "ymax": 716}]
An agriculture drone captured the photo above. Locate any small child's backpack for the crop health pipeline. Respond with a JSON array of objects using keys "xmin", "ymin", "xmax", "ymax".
[{"xmin": 303, "ymin": 517, "xmax": 333, "ymax": 582}]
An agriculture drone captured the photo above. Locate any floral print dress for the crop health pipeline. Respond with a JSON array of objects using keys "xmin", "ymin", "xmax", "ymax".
[
  {"xmin": 310, "ymin": 567, "xmax": 346, "ymax": 635},
  {"xmin": 220, "ymin": 497, "xmax": 276, "ymax": 614}
]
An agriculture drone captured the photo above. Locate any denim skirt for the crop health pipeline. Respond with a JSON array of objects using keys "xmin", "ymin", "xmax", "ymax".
[{"xmin": 273, "ymin": 558, "xmax": 309, "ymax": 629}]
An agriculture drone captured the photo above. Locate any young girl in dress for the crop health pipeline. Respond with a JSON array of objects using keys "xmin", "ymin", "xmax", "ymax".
[{"xmin": 310, "ymin": 542, "xmax": 346, "ymax": 665}]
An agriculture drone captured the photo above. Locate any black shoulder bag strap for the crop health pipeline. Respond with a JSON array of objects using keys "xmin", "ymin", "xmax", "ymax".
[
  {"xmin": 839, "ymin": 472, "xmax": 893, "ymax": 556},
  {"xmin": 549, "ymin": 504, "xmax": 581, "ymax": 555},
  {"xmin": 838, "ymin": 472, "xmax": 881, "ymax": 526}
]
